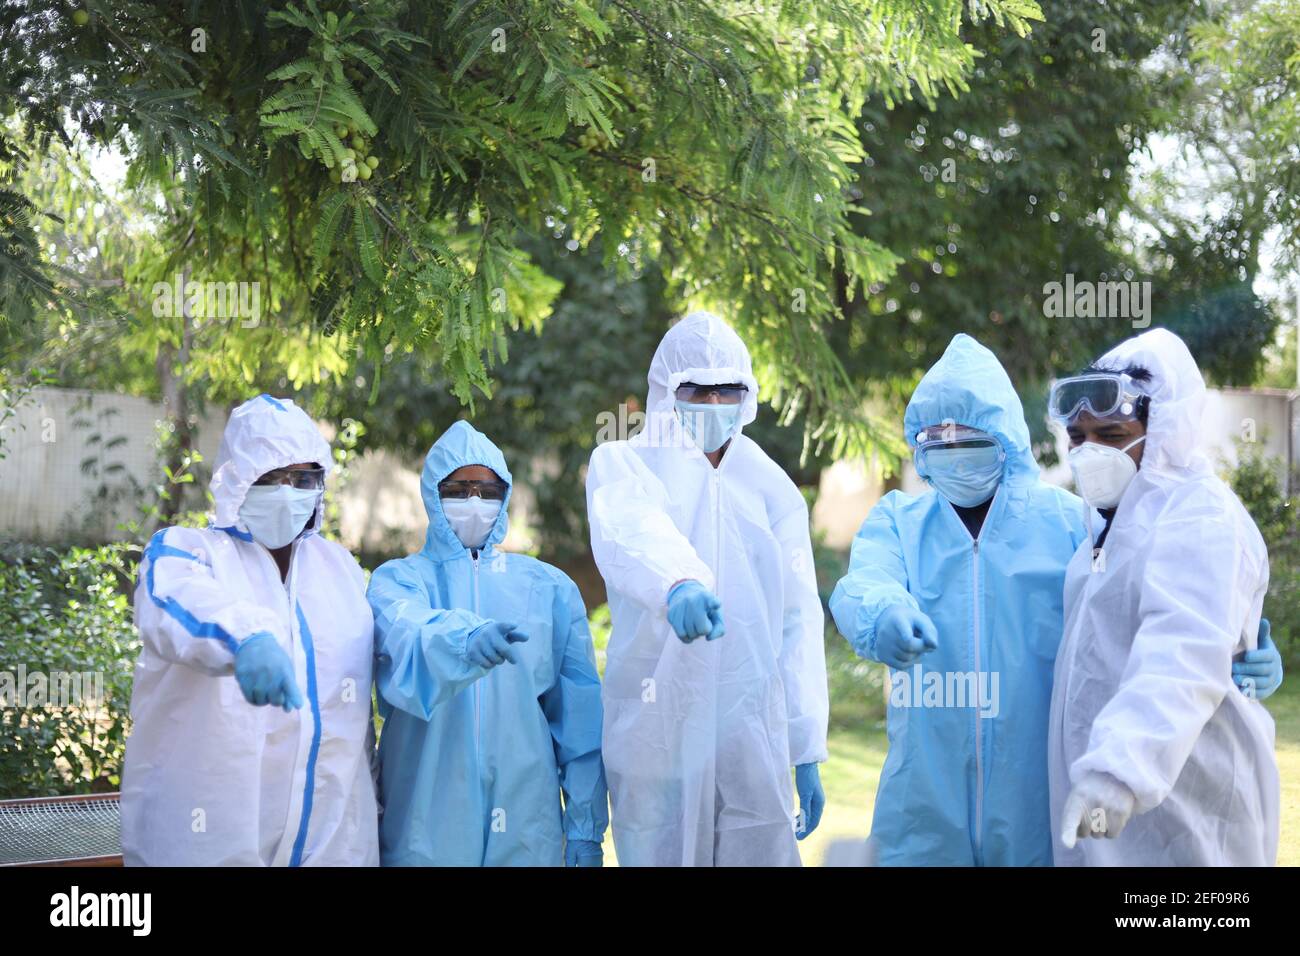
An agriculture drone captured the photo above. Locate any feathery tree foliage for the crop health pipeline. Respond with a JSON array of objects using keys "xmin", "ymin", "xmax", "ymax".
[
  {"xmin": 834, "ymin": 0, "xmax": 1285, "ymax": 455},
  {"xmin": 2, "ymin": 0, "xmax": 1044, "ymax": 464},
  {"xmin": 1189, "ymin": 0, "xmax": 1300, "ymax": 277}
]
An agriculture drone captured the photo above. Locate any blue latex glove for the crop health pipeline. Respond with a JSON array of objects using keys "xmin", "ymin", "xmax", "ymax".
[
  {"xmin": 465, "ymin": 620, "xmax": 529, "ymax": 668},
  {"xmin": 666, "ymin": 580, "xmax": 725, "ymax": 643},
  {"xmin": 871, "ymin": 604, "xmax": 939, "ymax": 670},
  {"xmin": 794, "ymin": 763, "xmax": 825, "ymax": 840},
  {"xmin": 234, "ymin": 633, "xmax": 304, "ymax": 711},
  {"xmin": 564, "ymin": 838, "xmax": 603, "ymax": 867},
  {"xmin": 1234, "ymin": 618, "xmax": 1283, "ymax": 701}
]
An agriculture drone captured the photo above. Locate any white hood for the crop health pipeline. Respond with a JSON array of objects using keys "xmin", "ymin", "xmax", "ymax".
[
  {"xmin": 209, "ymin": 394, "xmax": 333, "ymax": 532},
  {"xmin": 645, "ymin": 310, "xmax": 760, "ymax": 429},
  {"xmin": 1095, "ymin": 328, "xmax": 1208, "ymax": 476}
]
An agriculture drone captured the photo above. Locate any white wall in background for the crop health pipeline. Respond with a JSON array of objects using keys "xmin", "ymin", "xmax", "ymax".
[
  {"xmin": 0, "ymin": 387, "xmax": 539, "ymax": 556},
  {"xmin": 0, "ymin": 387, "xmax": 225, "ymax": 543}
]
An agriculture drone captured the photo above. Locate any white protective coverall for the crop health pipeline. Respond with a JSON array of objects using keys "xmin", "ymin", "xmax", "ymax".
[
  {"xmin": 122, "ymin": 394, "xmax": 379, "ymax": 866},
  {"xmin": 1048, "ymin": 329, "xmax": 1279, "ymax": 866},
  {"xmin": 586, "ymin": 311, "xmax": 829, "ymax": 866}
]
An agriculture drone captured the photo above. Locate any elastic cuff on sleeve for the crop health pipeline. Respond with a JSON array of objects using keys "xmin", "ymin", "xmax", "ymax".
[
  {"xmin": 457, "ymin": 616, "xmax": 494, "ymax": 658},
  {"xmin": 236, "ymin": 630, "xmax": 277, "ymax": 655},
  {"xmin": 666, "ymin": 579, "xmax": 696, "ymax": 605}
]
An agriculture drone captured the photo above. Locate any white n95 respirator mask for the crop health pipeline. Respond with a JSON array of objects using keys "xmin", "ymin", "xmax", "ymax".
[
  {"xmin": 1068, "ymin": 437, "xmax": 1145, "ymax": 509},
  {"xmin": 442, "ymin": 497, "xmax": 503, "ymax": 549},
  {"xmin": 239, "ymin": 485, "xmax": 321, "ymax": 549}
]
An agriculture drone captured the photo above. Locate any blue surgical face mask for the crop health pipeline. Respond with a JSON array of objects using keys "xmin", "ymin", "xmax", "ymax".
[
  {"xmin": 442, "ymin": 496, "xmax": 503, "ymax": 549},
  {"xmin": 239, "ymin": 484, "xmax": 321, "ymax": 549},
  {"xmin": 919, "ymin": 443, "xmax": 1004, "ymax": 508},
  {"xmin": 675, "ymin": 401, "xmax": 742, "ymax": 453}
]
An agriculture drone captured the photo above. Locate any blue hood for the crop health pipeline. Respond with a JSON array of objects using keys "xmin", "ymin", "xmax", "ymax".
[
  {"xmin": 903, "ymin": 334, "xmax": 1039, "ymax": 486},
  {"xmin": 420, "ymin": 420, "xmax": 512, "ymax": 558}
]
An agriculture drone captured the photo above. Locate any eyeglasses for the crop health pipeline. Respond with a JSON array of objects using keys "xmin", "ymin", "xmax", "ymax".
[
  {"xmin": 253, "ymin": 466, "xmax": 326, "ymax": 490},
  {"xmin": 675, "ymin": 383, "xmax": 748, "ymax": 404},
  {"xmin": 438, "ymin": 480, "xmax": 508, "ymax": 501},
  {"xmin": 1049, "ymin": 374, "xmax": 1146, "ymax": 424}
]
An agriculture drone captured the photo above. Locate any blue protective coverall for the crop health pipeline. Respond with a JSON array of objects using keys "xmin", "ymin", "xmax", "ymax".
[
  {"xmin": 368, "ymin": 420, "xmax": 608, "ymax": 865},
  {"xmin": 830, "ymin": 334, "xmax": 1089, "ymax": 865}
]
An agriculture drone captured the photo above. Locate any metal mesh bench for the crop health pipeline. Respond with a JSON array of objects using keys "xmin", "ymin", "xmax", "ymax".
[{"xmin": 0, "ymin": 793, "xmax": 123, "ymax": 866}]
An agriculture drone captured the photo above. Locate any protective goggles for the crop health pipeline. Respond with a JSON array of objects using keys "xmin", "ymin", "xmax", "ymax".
[
  {"xmin": 438, "ymin": 479, "xmax": 508, "ymax": 500},
  {"xmin": 913, "ymin": 423, "xmax": 993, "ymax": 446},
  {"xmin": 1048, "ymin": 373, "xmax": 1147, "ymax": 424},
  {"xmin": 253, "ymin": 466, "xmax": 326, "ymax": 490},
  {"xmin": 674, "ymin": 382, "xmax": 748, "ymax": 404},
  {"xmin": 913, "ymin": 434, "xmax": 1004, "ymax": 475}
]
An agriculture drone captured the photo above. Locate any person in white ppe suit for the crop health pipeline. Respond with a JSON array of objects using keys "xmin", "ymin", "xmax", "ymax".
[
  {"xmin": 1048, "ymin": 329, "xmax": 1280, "ymax": 866},
  {"xmin": 122, "ymin": 394, "xmax": 379, "ymax": 866},
  {"xmin": 585, "ymin": 310, "xmax": 829, "ymax": 867}
]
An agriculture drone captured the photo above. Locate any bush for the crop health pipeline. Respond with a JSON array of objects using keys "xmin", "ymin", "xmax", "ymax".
[
  {"xmin": 1227, "ymin": 444, "xmax": 1300, "ymax": 665},
  {"xmin": 0, "ymin": 542, "xmax": 140, "ymax": 797}
]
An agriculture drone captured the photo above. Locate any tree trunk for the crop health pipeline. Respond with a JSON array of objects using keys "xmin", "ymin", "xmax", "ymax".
[{"xmin": 154, "ymin": 267, "xmax": 194, "ymax": 527}]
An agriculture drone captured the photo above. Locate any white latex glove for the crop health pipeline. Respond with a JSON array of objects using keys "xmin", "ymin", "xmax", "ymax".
[{"xmin": 1059, "ymin": 771, "xmax": 1136, "ymax": 848}]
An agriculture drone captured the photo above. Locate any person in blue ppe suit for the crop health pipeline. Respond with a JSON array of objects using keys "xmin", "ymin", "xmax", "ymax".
[
  {"xmin": 829, "ymin": 335, "xmax": 1282, "ymax": 866},
  {"xmin": 368, "ymin": 420, "xmax": 609, "ymax": 866},
  {"xmin": 831, "ymin": 334, "xmax": 1086, "ymax": 865}
]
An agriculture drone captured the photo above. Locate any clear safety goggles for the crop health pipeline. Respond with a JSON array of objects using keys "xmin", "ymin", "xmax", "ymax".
[
  {"xmin": 913, "ymin": 423, "xmax": 994, "ymax": 446},
  {"xmin": 912, "ymin": 425, "xmax": 1003, "ymax": 473},
  {"xmin": 1048, "ymin": 373, "xmax": 1146, "ymax": 424}
]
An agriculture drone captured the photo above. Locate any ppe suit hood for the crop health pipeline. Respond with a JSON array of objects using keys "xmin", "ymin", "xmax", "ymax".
[
  {"xmin": 646, "ymin": 311, "xmax": 760, "ymax": 440},
  {"xmin": 1093, "ymin": 327, "xmax": 1206, "ymax": 475},
  {"xmin": 210, "ymin": 394, "xmax": 333, "ymax": 534},
  {"xmin": 419, "ymin": 420, "xmax": 512, "ymax": 558},
  {"xmin": 904, "ymin": 334, "xmax": 1038, "ymax": 486}
]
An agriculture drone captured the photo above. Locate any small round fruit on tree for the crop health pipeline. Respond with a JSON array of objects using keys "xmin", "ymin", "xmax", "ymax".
[
  {"xmin": 72, "ymin": 9, "xmax": 90, "ymax": 26},
  {"xmin": 336, "ymin": 124, "xmax": 349, "ymax": 139},
  {"xmin": 342, "ymin": 149, "xmax": 356, "ymax": 161},
  {"xmin": 366, "ymin": 156, "xmax": 379, "ymax": 169},
  {"xmin": 357, "ymin": 164, "xmax": 372, "ymax": 181},
  {"xmin": 350, "ymin": 136, "xmax": 364, "ymax": 151},
  {"xmin": 329, "ymin": 167, "xmax": 342, "ymax": 184}
]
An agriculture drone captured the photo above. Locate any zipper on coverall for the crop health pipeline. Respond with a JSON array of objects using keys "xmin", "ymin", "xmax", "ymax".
[
  {"xmin": 471, "ymin": 548, "xmax": 487, "ymax": 862},
  {"xmin": 969, "ymin": 493, "xmax": 997, "ymax": 867}
]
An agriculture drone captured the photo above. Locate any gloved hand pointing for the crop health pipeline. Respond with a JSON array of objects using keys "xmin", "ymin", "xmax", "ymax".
[
  {"xmin": 235, "ymin": 633, "xmax": 304, "ymax": 712},
  {"xmin": 870, "ymin": 605, "xmax": 939, "ymax": 670},
  {"xmin": 1233, "ymin": 618, "xmax": 1283, "ymax": 701},
  {"xmin": 666, "ymin": 580, "xmax": 725, "ymax": 643},
  {"xmin": 465, "ymin": 621, "xmax": 529, "ymax": 669},
  {"xmin": 1059, "ymin": 772, "xmax": 1136, "ymax": 848}
]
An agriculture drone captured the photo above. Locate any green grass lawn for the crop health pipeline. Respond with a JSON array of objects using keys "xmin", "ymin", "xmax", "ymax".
[
  {"xmin": 600, "ymin": 673, "xmax": 1300, "ymax": 867},
  {"xmin": 1267, "ymin": 677, "xmax": 1300, "ymax": 866}
]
